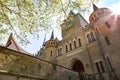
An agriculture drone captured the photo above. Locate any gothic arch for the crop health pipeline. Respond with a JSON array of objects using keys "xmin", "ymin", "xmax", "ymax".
[{"xmin": 68, "ymin": 58, "xmax": 85, "ymax": 73}]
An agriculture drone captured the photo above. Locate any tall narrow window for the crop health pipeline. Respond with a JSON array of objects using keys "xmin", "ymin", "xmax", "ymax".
[
  {"xmin": 78, "ymin": 38, "xmax": 81, "ymax": 46},
  {"xmin": 50, "ymin": 51, "xmax": 52, "ymax": 56},
  {"xmin": 99, "ymin": 61, "xmax": 105, "ymax": 72},
  {"xmin": 95, "ymin": 62, "xmax": 100, "ymax": 73},
  {"xmin": 105, "ymin": 36, "xmax": 111, "ymax": 45},
  {"xmin": 65, "ymin": 45, "xmax": 68, "ymax": 52},
  {"xmin": 87, "ymin": 34, "xmax": 91, "ymax": 43},
  {"xmin": 58, "ymin": 49, "xmax": 60, "ymax": 56},
  {"xmin": 74, "ymin": 41, "xmax": 77, "ymax": 48},
  {"xmin": 60, "ymin": 48, "xmax": 62, "ymax": 54},
  {"xmin": 90, "ymin": 32, "xmax": 95, "ymax": 41},
  {"xmin": 69, "ymin": 43, "xmax": 72, "ymax": 50}
]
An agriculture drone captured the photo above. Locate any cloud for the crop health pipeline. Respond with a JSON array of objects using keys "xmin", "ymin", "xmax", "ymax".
[{"xmin": 110, "ymin": 1, "xmax": 120, "ymax": 14}]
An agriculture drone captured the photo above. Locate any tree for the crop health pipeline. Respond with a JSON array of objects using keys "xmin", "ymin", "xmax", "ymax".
[{"xmin": 0, "ymin": 0, "xmax": 99, "ymax": 45}]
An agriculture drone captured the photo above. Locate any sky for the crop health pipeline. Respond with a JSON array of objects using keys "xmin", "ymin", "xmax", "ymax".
[{"xmin": 22, "ymin": 0, "xmax": 120, "ymax": 54}]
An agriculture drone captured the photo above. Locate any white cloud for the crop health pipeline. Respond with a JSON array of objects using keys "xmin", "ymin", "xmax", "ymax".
[{"xmin": 110, "ymin": 1, "xmax": 120, "ymax": 14}]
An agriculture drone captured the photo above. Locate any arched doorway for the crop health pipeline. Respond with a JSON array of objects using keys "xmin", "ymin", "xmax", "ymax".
[{"xmin": 72, "ymin": 60, "xmax": 84, "ymax": 74}]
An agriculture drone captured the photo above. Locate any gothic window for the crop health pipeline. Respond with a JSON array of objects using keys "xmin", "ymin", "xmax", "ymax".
[
  {"xmin": 50, "ymin": 51, "xmax": 52, "ymax": 56},
  {"xmin": 65, "ymin": 45, "xmax": 68, "ymax": 53},
  {"xmin": 58, "ymin": 48, "xmax": 62, "ymax": 56},
  {"xmin": 99, "ymin": 61, "xmax": 105, "ymax": 72},
  {"xmin": 90, "ymin": 32, "xmax": 95, "ymax": 41},
  {"xmin": 60, "ymin": 48, "xmax": 62, "ymax": 55},
  {"xmin": 74, "ymin": 41, "xmax": 77, "ymax": 48},
  {"xmin": 95, "ymin": 61, "xmax": 105, "ymax": 73},
  {"xmin": 87, "ymin": 32, "xmax": 95, "ymax": 43},
  {"xmin": 69, "ymin": 43, "xmax": 72, "ymax": 50},
  {"xmin": 105, "ymin": 36, "xmax": 111, "ymax": 45},
  {"xmin": 58, "ymin": 49, "xmax": 60, "ymax": 56},
  {"xmin": 87, "ymin": 34, "xmax": 91, "ymax": 43},
  {"xmin": 78, "ymin": 38, "xmax": 81, "ymax": 47},
  {"xmin": 95, "ymin": 62, "xmax": 100, "ymax": 73}
]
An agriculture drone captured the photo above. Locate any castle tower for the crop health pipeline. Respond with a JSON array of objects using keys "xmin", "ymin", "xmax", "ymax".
[
  {"xmin": 89, "ymin": 4, "xmax": 112, "ymax": 34},
  {"xmin": 89, "ymin": 4, "xmax": 120, "ymax": 79},
  {"xmin": 44, "ymin": 30, "xmax": 59, "ymax": 62}
]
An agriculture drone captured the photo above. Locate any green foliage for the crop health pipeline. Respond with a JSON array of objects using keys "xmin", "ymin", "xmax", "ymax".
[{"xmin": 0, "ymin": 0, "xmax": 99, "ymax": 45}]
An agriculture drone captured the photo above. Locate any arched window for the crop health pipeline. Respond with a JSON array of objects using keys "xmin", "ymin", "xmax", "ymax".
[
  {"xmin": 50, "ymin": 51, "xmax": 52, "ymax": 56},
  {"xmin": 87, "ymin": 34, "xmax": 91, "ymax": 43},
  {"xmin": 58, "ymin": 48, "xmax": 62, "ymax": 56},
  {"xmin": 78, "ymin": 38, "xmax": 81, "ymax": 46},
  {"xmin": 95, "ymin": 61, "xmax": 105, "ymax": 73},
  {"xmin": 65, "ymin": 45, "xmax": 68, "ymax": 52},
  {"xmin": 87, "ymin": 32, "xmax": 95, "ymax": 43},
  {"xmin": 105, "ymin": 36, "xmax": 111, "ymax": 45},
  {"xmin": 99, "ymin": 61, "xmax": 105, "ymax": 72},
  {"xmin": 95, "ymin": 62, "xmax": 100, "ymax": 73},
  {"xmin": 74, "ymin": 41, "xmax": 77, "ymax": 48},
  {"xmin": 90, "ymin": 32, "xmax": 95, "ymax": 41},
  {"xmin": 58, "ymin": 49, "xmax": 60, "ymax": 56},
  {"xmin": 60, "ymin": 48, "xmax": 62, "ymax": 54},
  {"xmin": 69, "ymin": 43, "xmax": 72, "ymax": 50}
]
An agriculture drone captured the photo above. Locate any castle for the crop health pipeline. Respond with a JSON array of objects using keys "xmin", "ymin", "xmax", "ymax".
[{"xmin": 0, "ymin": 4, "xmax": 120, "ymax": 80}]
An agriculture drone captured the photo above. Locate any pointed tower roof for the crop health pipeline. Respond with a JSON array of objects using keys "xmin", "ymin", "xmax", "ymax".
[
  {"xmin": 93, "ymin": 3, "xmax": 98, "ymax": 11},
  {"xmin": 5, "ymin": 33, "xmax": 30, "ymax": 54},
  {"xmin": 50, "ymin": 30, "xmax": 54, "ymax": 40},
  {"xmin": 42, "ymin": 33, "xmax": 46, "ymax": 47}
]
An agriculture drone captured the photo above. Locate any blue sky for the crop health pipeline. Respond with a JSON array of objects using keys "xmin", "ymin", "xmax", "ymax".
[
  {"xmin": 99, "ymin": 0, "xmax": 119, "ymax": 7},
  {"xmin": 23, "ymin": 0, "xmax": 120, "ymax": 54}
]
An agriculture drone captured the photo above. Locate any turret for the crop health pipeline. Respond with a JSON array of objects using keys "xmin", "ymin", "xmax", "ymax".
[
  {"xmin": 89, "ymin": 4, "xmax": 112, "ymax": 33},
  {"xmin": 44, "ymin": 30, "xmax": 59, "ymax": 62}
]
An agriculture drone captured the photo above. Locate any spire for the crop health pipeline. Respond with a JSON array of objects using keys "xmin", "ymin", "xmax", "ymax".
[
  {"xmin": 93, "ymin": 3, "xmax": 98, "ymax": 11},
  {"xmin": 50, "ymin": 30, "xmax": 54, "ymax": 39},
  {"xmin": 42, "ymin": 33, "xmax": 46, "ymax": 47}
]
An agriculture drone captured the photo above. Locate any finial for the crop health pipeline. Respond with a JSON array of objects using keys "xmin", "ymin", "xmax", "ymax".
[
  {"xmin": 50, "ymin": 29, "xmax": 54, "ymax": 40},
  {"xmin": 93, "ymin": 3, "xmax": 98, "ymax": 11},
  {"xmin": 42, "ymin": 33, "xmax": 46, "ymax": 47}
]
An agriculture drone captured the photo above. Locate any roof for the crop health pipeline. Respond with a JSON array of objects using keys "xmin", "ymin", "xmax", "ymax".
[
  {"xmin": 93, "ymin": 3, "xmax": 99, "ymax": 11},
  {"xmin": 50, "ymin": 30, "xmax": 54, "ymax": 40},
  {"xmin": 5, "ymin": 33, "xmax": 30, "ymax": 54}
]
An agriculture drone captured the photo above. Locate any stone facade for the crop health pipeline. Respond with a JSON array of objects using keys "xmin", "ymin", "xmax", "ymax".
[
  {"xmin": 0, "ymin": 46, "xmax": 79, "ymax": 80},
  {"xmin": 0, "ymin": 4, "xmax": 120, "ymax": 80},
  {"xmin": 38, "ymin": 5, "xmax": 120, "ymax": 80}
]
